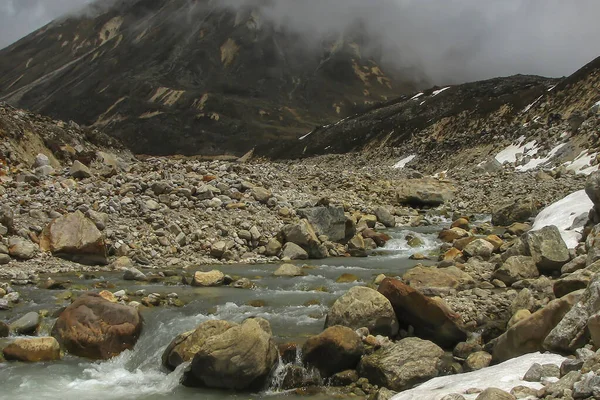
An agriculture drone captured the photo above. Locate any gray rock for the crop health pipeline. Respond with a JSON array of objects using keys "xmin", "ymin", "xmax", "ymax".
[
  {"xmin": 70, "ymin": 160, "xmax": 92, "ymax": 179},
  {"xmin": 358, "ymin": 337, "xmax": 444, "ymax": 392},
  {"xmin": 8, "ymin": 237, "xmax": 37, "ymax": 260},
  {"xmin": 280, "ymin": 242, "xmax": 308, "ymax": 260},
  {"xmin": 374, "ymin": 206, "xmax": 396, "ymax": 228},
  {"xmin": 463, "ymin": 239, "xmax": 495, "ymax": 260},
  {"xmin": 573, "ymin": 372, "xmax": 600, "ymax": 399},
  {"xmin": 264, "ymin": 238, "xmax": 282, "ymax": 257},
  {"xmin": 9, "ymin": 312, "xmax": 40, "ymax": 335},
  {"xmin": 326, "ymin": 286, "xmax": 399, "ymax": 337},
  {"xmin": 273, "ymin": 264, "xmax": 304, "ymax": 277},
  {"xmin": 475, "ymin": 388, "xmax": 515, "ymax": 400},
  {"xmin": 0, "ymin": 253, "xmax": 11, "ymax": 265},
  {"xmin": 524, "ymin": 226, "xmax": 570, "ymax": 272},
  {"xmin": 395, "ymin": 179, "xmax": 456, "ymax": 207},
  {"xmin": 492, "ymin": 198, "xmax": 536, "ymax": 226},
  {"xmin": 441, "ymin": 395, "xmax": 466, "ymax": 400},
  {"xmin": 251, "ymin": 186, "xmax": 272, "ymax": 204},
  {"xmin": 123, "ymin": 268, "xmax": 147, "ymax": 281},
  {"xmin": 33, "ymin": 153, "xmax": 50, "ymax": 168},
  {"xmin": 295, "ymin": 207, "xmax": 348, "ymax": 242},
  {"xmin": 493, "ymin": 256, "xmax": 539, "ymax": 285}
]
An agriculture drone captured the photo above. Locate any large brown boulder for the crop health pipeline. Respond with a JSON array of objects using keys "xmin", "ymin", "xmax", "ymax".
[
  {"xmin": 3, "ymin": 337, "xmax": 61, "ymax": 362},
  {"xmin": 492, "ymin": 290, "xmax": 582, "ymax": 363},
  {"xmin": 378, "ymin": 278, "xmax": 466, "ymax": 348},
  {"xmin": 162, "ymin": 320, "xmax": 237, "ymax": 370},
  {"xmin": 396, "ymin": 179, "xmax": 456, "ymax": 207},
  {"xmin": 40, "ymin": 210, "xmax": 108, "ymax": 265},
  {"xmin": 185, "ymin": 318, "xmax": 278, "ymax": 391},
  {"xmin": 302, "ymin": 325, "xmax": 364, "ymax": 377},
  {"xmin": 358, "ymin": 337, "xmax": 444, "ymax": 392},
  {"xmin": 325, "ymin": 286, "xmax": 399, "ymax": 337},
  {"xmin": 52, "ymin": 292, "xmax": 143, "ymax": 360}
]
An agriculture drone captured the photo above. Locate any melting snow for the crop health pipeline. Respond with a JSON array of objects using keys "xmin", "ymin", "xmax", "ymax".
[
  {"xmin": 564, "ymin": 151, "xmax": 598, "ymax": 175},
  {"xmin": 392, "ymin": 352, "xmax": 566, "ymax": 400},
  {"xmin": 516, "ymin": 142, "xmax": 568, "ymax": 172},
  {"xmin": 547, "ymin": 85, "xmax": 557, "ymax": 92},
  {"xmin": 432, "ymin": 87, "xmax": 450, "ymax": 96},
  {"xmin": 532, "ymin": 190, "xmax": 592, "ymax": 248},
  {"xmin": 393, "ymin": 155, "xmax": 416, "ymax": 169},
  {"xmin": 410, "ymin": 92, "xmax": 424, "ymax": 100},
  {"xmin": 494, "ymin": 136, "xmax": 538, "ymax": 165},
  {"xmin": 298, "ymin": 131, "xmax": 313, "ymax": 140}
]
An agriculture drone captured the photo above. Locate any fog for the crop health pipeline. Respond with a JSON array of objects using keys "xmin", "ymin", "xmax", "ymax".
[{"xmin": 1, "ymin": 0, "xmax": 599, "ymax": 85}]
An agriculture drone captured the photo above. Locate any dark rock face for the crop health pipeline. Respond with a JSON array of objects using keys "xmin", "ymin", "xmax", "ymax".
[
  {"xmin": 0, "ymin": 0, "xmax": 409, "ymax": 157},
  {"xmin": 51, "ymin": 293, "xmax": 143, "ymax": 360},
  {"xmin": 296, "ymin": 206, "xmax": 347, "ymax": 242},
  {"xmin": 302, "ymin": 325, "xmax": 364, "ymax": 377}
]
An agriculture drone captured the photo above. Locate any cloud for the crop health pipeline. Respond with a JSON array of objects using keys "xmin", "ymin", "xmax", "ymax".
[{"xmin": 1, "ymin": 0, "xmax": 599, "ymax": 86}]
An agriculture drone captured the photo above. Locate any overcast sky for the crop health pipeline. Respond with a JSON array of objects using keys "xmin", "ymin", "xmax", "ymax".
[{"xmin": 1, "ymin": 0, "xmax": 600, "ymax": 85}]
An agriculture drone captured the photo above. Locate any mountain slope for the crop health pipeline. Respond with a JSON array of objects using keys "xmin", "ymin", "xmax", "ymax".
[{"xmin": 0, "ymin": 0, "xmax": 413, "ymax": 156}]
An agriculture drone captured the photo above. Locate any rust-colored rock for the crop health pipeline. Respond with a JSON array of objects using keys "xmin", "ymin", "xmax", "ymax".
[
  {"xmin": 378, "ymin": 278, "xmax": 466, "ymax": 348},
  {"xmin": 52, "ymin": 292, "xmax": 143, "ymax": 360},
  {"xmin": 3, "ymin": 337, "xmax": 61, "ymax": 362},
  {"xmin": 302, "ymin": 325, "xmax": 364, "ymax": 377}
]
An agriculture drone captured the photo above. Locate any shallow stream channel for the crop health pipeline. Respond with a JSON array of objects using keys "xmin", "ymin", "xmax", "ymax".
[{"xmin": 0, "ymin": 226, "xmax": 442, "ymax": 400}]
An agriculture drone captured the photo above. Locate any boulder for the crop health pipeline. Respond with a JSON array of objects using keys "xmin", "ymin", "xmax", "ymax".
[
  {"xmin": 463, "ymin": 239, "xmax": 495, "ymax": 260},
  {"xmin": 362, "ymin": 228, "xmax": 391, "ymax": 247},
  {"xmin": 475, "ymin": 388, "xmax": 516, "ymax": 400},
  {"xmin": 162, "ymin": 320, "xmax": 237, "ymax": 370},
  {"xmin": 282, "ymin": 220, "xmax": 319, "ymax": 247},
  {"xmin": 325, "ymin": 286, "xmax": 398, "ymax": 337},
  {"xmin": 70, "ymin": 160, "xmax": 92, "ymax": 179},
  {"xmin": 586, "ymin": 170, "xmax": 600, "ymax": 208},
  {"xmin": 264, "ymin": 238, "xmax": 282, "ymax": 257},
  {"xmin": 403, "ymin": 265, "xmax": 475, "ymax": 290},
  {"xmin": 395, "ymin": 179, "xmax": 456, "ymax": 207},
  {"xmin": 524, "ymin": 226, "xmax": 570, "ymax": 273},
  {"xmin": 378, "ymin": 278, "xmax": 466, "ymax": 348},
  {"xmin": 554, "ymin": 260, "xmax": 600, "ymax": 298},
  {"xmin": 186, "ymin": 318, "xmax": 278, "ymax": 391},
  {"xmin": 493, "ymin": 256, "xmax": 540, "ymax": 286},
  {"xmin": 545, "ymin": 274, "xmax": 600, "ymax": 353},
  {"xmin": 358, "ymin": 337, "xmax": 444, "ymax": 392},
  {"xmin": 0, "ymin": 321, "xmax": 8, "ymax": 337},
  {"xmin": 8, "ymin": 237, "xmax": 37, "ymax": 260},
  {"xmin": 273, "ymin": 264, "xmax": 304, "ymax": 277},
  {"xmin": 52, "ymin": 293, "xmax": 143, "ymax": 360},
  {"xmin": 9, "ymin": 311, "xmax": 40, "ymax": 335},
  {"xmin": 280, "ymin": 242, "xmax": 308, "ymax": 260},
  {"xmin": 40, "ymin": 210, "xmax": 107, "ymax": 265},
  {"xmin": 464, "ymin": 351, "xmax": 492, "ymax": 371},
  {"xmin": 492, "ymin": 198, "xmax": 536, "ymax": 226},
  {"xmin": 123, "ymin": 267, "xmax": 147, "ymax": 282},
  {"xmin": 251, "ymin": 186, "xmax": 272, "ymax": 204},
  {"xmin": 302, "ymin": 325, "xmax": 364, "ymax": 377},
  {"xmin": 438, "ymin": 227, "xmax": 470, "ymax": 243},
  {"xmin": 492, "ymin": 290, "xmax": 582, "ymax": 362},
  {"xmin": 3, "ymin": 337, "xmax": 61, "ymax": 362},
  {"xmin": 296, "ymin": 206, "xmax": 347, "ymax": 242},
  {"xmin": 374, "ymin": 206, "xmax": 396, "ymax": 228},
  {"xmin": 192, "ymin": 270, "xmax": 225, "ymax": 287},
  {"xmin": 587, "ymin": 313, "xmax": 600, "ymax": 348}
]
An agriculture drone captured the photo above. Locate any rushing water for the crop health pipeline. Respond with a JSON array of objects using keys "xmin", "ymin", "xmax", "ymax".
[{"xmin": 0, "ymin": 227, "xmax": 440, "ymax": 400}]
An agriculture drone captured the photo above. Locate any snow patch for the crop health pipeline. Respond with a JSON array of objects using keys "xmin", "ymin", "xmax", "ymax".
[
  {"xmin": 410, "ymin": 92, "xmax": 424, "ymax": 100},
  {"xmin": 564, "ymin": 151, "xmax": 598, "ymax": 175},
  {"xmin": 516, "ymin": 142, "xmax": 568, "ymax": 172},
  {"xmin": 392, "ymin": 352, "xmax": 566, "ymax": 400},
  {"xmin": 547, "ymin": 85, "xmax": 557, "ymax": 92},
  {"xmin": 532, "ymin": 190, "xmax": 592, "ymax": 249},
  {"xmin": 432, "ymin": 87, "xmax": 450, "ymax": 96},
  {"xmin": 523, "ymin": 95, "xmax": 543, "ymax": 113},
  {"xmin": 495, "ymin": 136, "xmax": 538, "ymax": 165},
  {"xmin": 393, "ymin": 155, "xmax": 416, "ymax": 169},
  {"xmin": 299, "ymin": 131, "xmax": 313, "ymax": 140}
]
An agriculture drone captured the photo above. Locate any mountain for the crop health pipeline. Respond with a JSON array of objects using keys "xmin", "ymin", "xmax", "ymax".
[
  {"xmin": 282, "ymin": 55, "xmax": 600, "ymax": 174},
  {"xmin": 0, "ymin": 0, "xmax": 414, "ymax": 156}
]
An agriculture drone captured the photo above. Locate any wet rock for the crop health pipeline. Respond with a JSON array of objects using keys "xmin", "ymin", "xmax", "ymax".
[
  {"xmin": 545, "ymin": 274, "xmax": 600, "ymax": 353},
  {"xmin": 8, "ymin": 237, "xmax": 37, "ymax": 260},
  {"xmin": 3, "ymin": 337, "xmax": 61, "ymax": 362},
  {"xmin": 297, "ymin": 206, "xmax": 347, "ymax": 242},
  {"xmin": 492, "ymin": 290, "xmax": 581, "ymax": 362},
  {"xmin": 330, "ymin": 369, "xmax": 359, "ymax": 386},
  {"xmin": 492, "ymin": 198, "xmax": 536, "ymax": 226},
  {"xmin": 9, "ymin": 312, "xmax": 40, "ymax": 335},
  {"xmin": 185, "ymin": 318, "xmax": 278, "ymax": 391},
  {"xmin": 52, "ymin": 293, "xmax": 142, "ymax": 360},
  {"xmin": 0, "ymin": 321, "xmax": 8, "ymax": 337},
  {"xmin": 123, "ymin": 267, "xmax": 147, "ymax": 282},
  {"xmin": 302, "ymin": 325, "xmax": 364, "ymax": 377},
  {"xmin": 493, "ymin": 256, "xmax": 539, "ymax": 285},
  {"xmin": 232, "ymin": 278, "xmax": 254, "ymax": 289},
  {"xmin": 273, "ymin": 264, "xmax": 304, "ymax": 277},
  {"xmin": 325, "ymin": 286, "xmax": 399, "ymax": 337},
  {"xmin": 192, "ymin": 270, "xmax": 225, "ymax": 287},
  {"xmin": 280, "ymin": 242, "xmax": 309, "ymax": 260},
  {"xmin": 335, "ymin": 273, "xmax": 359, "ymax": 283},
  {"xmin": 378, "ymin": 278, "xmax": 466, "ymax": 348},
  {"xmin": 162, "ymin": 320, "xmax": 237, "ymax": 370},
  {"xmin": 524, "ymin": 226, "xmax": 570, "ymax": 273},
  {"xmin": 358, "ymin": 337, "xmax": 444, "ymax": 392},
  {"xmin": 40, "ymin": 210, "xmax": 107, "ymax": 265},
  {"xmin": 374, "ymin": 206, "xmax": 396, "ymax": 228}
]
